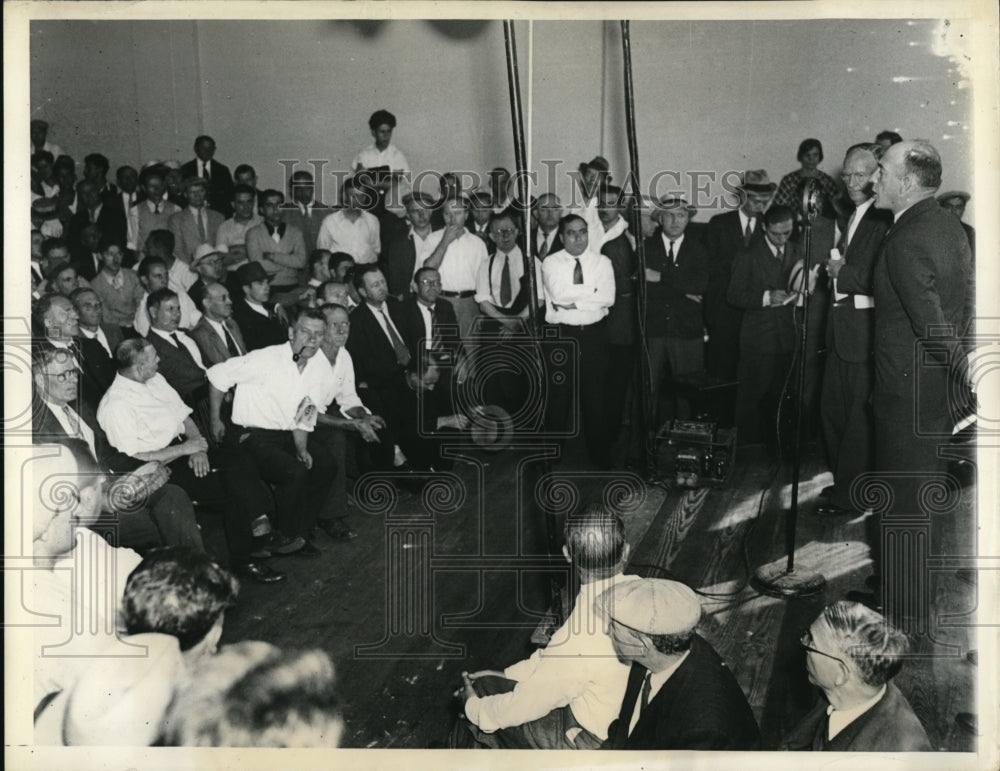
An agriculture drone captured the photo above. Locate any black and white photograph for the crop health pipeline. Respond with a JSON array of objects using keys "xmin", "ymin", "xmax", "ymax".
[{"xmin": 5, "ymin": 1, "xmax": 998, "ymax": 769}]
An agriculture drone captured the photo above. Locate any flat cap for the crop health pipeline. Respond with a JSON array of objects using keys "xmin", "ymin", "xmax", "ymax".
[
  {"xmin": 579, "ymin": 155, "xmax": 611, "ymax": 174},
  {"xmin": 595, "ymin": 577, "xmax": 701, "ymax": 635},
  {"xmin": 235, "ymin": 261, "xmax": 269, "ymax": 286}
]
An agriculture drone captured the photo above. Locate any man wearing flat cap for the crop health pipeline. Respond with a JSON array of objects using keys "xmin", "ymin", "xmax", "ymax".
[
  {"xmin": 568, "ymin": 156, "xmax": 610, "ymax": 251},
  {"xmin": 597, "ymin": 577, "xmax": 760, "ymax": 750},
  {"xmin": 168, "ymin": 177, "xmax": 224, "ymax": 264},
  {"xmin": 702, "ymin": 170, "xmax": 774, "ymax": 391},
  {"xmin": 230, "ymin": 261, "xmax": 288, "ymax": 352}
]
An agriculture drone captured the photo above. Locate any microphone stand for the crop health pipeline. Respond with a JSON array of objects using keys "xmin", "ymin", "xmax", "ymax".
[{"xmin": 752, "ymin": 179, "xmax": 826, "ymax": 598}]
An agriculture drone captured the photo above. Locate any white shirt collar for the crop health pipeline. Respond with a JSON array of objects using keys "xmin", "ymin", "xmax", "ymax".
[
  {"xmin": 149, "ymin": 326, "xmax": 180, "ymax": 345},
  {"xmin": 661, "ymin": 231, "xmax": 685, "ymax": 253}
]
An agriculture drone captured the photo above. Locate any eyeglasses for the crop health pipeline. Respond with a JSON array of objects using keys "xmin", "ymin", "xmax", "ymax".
[
  {"xmin": 45, "ymin": 369, "xmax": 80, "ymax": 383},
  {"xmin": 492, "ymin": 228, "xmax": 517, "ymax": 237},
  {"xmin": 419, "ymin": 279, "xmax": 442, "ymax": 287},
  {"xmin": 800, "ymin": 632, "xmax": 845, "ymax": 664}
]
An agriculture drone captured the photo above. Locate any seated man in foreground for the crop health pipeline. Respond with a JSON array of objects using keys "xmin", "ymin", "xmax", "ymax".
[
  {"xmin": 597, "ymin": 577, "xmax": 760, "ymax": 750},
  {"xmin": 779, "ymin": 600, "xmax": 930, "ymax": 751},
  {"xmin": 450, "ymin": 504, "xmax": 639, "ymax": 749}
]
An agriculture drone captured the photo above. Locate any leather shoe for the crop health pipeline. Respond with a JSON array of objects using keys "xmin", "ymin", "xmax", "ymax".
[
  {"xmin": 819, "ymin": 485, "xmax": 835, "ymax": 499},
  {"xmin": 235, "ymin": 561, "xmax": 286, "ymax": 583},
  {"xmin": 269, "ymin": 533, "xmax": 306, "ymax": 555},
  {"xmin": 291, "ymin": 539, "xmax": 322, "ymax": 557},
  {"xmin": 815, "ymin": 503, "xmax": 855, "ymax": 517},
  {"xmin": 249, "ymin": 536, "xmax": 273, "ymax": 559}
]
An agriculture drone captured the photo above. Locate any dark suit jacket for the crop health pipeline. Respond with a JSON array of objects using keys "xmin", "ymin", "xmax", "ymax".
[
  {"xmin": 601, "ymin": 231, "xmax": 635, "ymax": 345},
  {"xmin": 179, "ymin": 158, "xmax": 235, "ymax": 218},
  {"xmin": 188, "ymin": 315, "xmax": 248, "ymax": 367},
  {"xmin": 779, "ymin": 682, "xmax": 931, "ymax": 751},
  {"xmin": 67, "ymin": 203, "xmax": 128, "ymax": 253},
  {"xmin": 382, "ymin": 229, "xmax": 421, "ymax": 298},
  {"xmin": 71, "ymin": 248, "xmax": 106, "ymax": 282},
  {"xmin": 145, "ymin": 329, "xmax": 208, "ymax": 404},
  {"xmin": 645, "ymin": 231, "xmax": 710, "ymax": 339},
  {"xmin": 395, "ymin": 296, "xmax": 457, "ymax": 362},
  {"xmin": 347, "ymin": 300, "xmax": 408, "ymax": 392},
  {"xmin": 827, "ymin": 204, "xmax": 892, "ymax": 363},
  {"xmin": 727, "ymin": 237, "xmax": 798, "ymax": 355},
  {"xmin": 703, "ymin": 210, "xmax": 763, "ymax": 320},
  {"xmin": 607, "ymin": 635, "xmax": 761, "ymax": 750},
  {"xmin": 281, "ymin": 201, "xmax": 333, "ymax": 257},
  {"xmin": 872, "ymin": 196, "xmax": 973, "ymax": 423},
  {"xmin": 75, "ymin": 330, "xmax": 122, "ymax": 406},
  {"xmin": 231, "ymin": 298, "xmax": 288, "ymax": 352}
]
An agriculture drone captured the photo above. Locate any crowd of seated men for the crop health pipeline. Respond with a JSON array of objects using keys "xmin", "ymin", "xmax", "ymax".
[{"xmin": 27, "ymin": 114, "xmax": 967, "ymax": 749}]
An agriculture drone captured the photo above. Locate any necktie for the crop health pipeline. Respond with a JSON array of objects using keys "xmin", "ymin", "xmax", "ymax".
[
  {"xmin": 499, "ymin": 253, "xmax": 512, "ymax": 306},
  {"xmin": 744, "ymin": 218, "xmax": 754, "ymax": 246},
  {"xmin": 573, "ymin": 258, "xmax": 584, "ymax": 285},
  {"xmin": 538, "ymin": 233, "xmax": 549, "ymax": 259},
  {"xmin": 668, "ymin": 240, "xmax": 676, "ymax": 264},
  {"xmin": 428, "ymin": 305, "xmax": 439, "ymax": 349},
  {"xmin": 62, "ymin": 403, "xmax": 81, "ymax": 437},
  {"xmin": 842, "ymin": 210, "xmax": 857, "ymax": 252},
  {"xmin": 196, "ymin": 209, "xmax": 207, "ymax": 242},
  {"xmin": 222, "ymin": 322, "xmax": 242, "ymax": 357},
  {"xmin": 379, "ymin": 307, "xmax": 411, "ymax": 367},
  {"xmin": 154, "ymin": 202, "xmax": 160, "ymax": 215},
  {"xmin": 639, "ymin": 671, "xmax": 652, "ymax": 713},
  {"xmin": 170, "ymin": 332, "xmax": 198, "ymax": 366},
  {"xmin": 202, "ymin": 161, "xmax": 211, "ymax": 181},
  {"xmin": 776, "ymin": 247, "xmax": 784, "ymax": 262},
  {"xmin": 111, "ymin": 271, "xmax": 124, "ymax": 290}
]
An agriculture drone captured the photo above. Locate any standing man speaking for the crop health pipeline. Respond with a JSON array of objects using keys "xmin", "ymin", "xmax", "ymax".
[{"xmin": 863, "ymin": 140, "xmax": 973, "ymax": 621}]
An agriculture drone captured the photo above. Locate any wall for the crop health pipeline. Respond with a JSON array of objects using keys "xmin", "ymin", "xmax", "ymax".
[{"xmin": 30, "ymin": 16, "xmax": 975, "ymax": 220}]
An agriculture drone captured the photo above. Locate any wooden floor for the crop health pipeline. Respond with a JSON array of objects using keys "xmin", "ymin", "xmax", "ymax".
[{"xmin": 205, "ymin": 433, "xmax": 979, "ymax": 751}]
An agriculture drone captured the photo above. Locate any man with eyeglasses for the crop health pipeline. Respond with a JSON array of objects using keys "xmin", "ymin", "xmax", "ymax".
[
  {"xmin": 817, "ymin": 144, "xmax": 892, "ymax": 518},
  {"xmin": 398, "ymin": 266, "xmax": 458, "ymax": 364},
  {"xmin": 32, "ymin": 346, "xmax": 204, "ymax": 553},
  {"xmin": 781, "ymin": 601, "xmax": 930, "ymax": 751},
  {"xmin": 596, "ymin": 577, "xmax": 759, "ymax": 750}
]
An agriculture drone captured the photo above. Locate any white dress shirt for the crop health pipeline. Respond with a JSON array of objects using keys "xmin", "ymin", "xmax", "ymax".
[
  {"xmin": 660, "ymin": 231, "xmax": 685, "ymax": 263},
  {"xmin": 833, "ymin": 197, "xmax": 876, "ymax": 308},
  {"xmin": 316, "ymin": 209, "xmax": 381, "ymax": 264},
  {"xmin": 134, "ymin": 292, "xmax": 202, "ymax": 336},
  {"xmin": 121, "ymin": 190, "xmax": 138, "ymax": 249},
  {"xmin": 428, "ymin": 231, "xmax": 487, "ymax": 292},
  {"xmin": 541, "ymin": 248, "xmax": 616, "ymax": 326},
  {"xmin": 465, "ymin": 573, "xmax": 640, "ymax": 740},
  {"xmin": 475, "ymin": 246, "xmax": 544, "ymax": 308},
  {"xmin": 327, "ymin": 347, "xmax": 367, "ymax": 415},
  {"xmin": 738, "ymin": 210, "xmax": 758, "ymax": 238},
  {"xmin": 352, "ymin": 142, "xmax": 410, "ymax": 172},
  {"xmin": 168, "ymin": 258, "xmax": 198, "ymax": 292},
  {"xmin": 536, "ymin": 227, "xmax": 558, "ymax": 259},
  {"xmin": 207, "ymin": 343, "xmax": 336, "ymax": 432},
  {"xmin": 409, "ymin": 227, "xmax": 445, "ymax": 278},
  {"xmin": 97, "ymin": 373, "xmax": 192, "ymax": 455},
  {"xmin": 365, "ymin": 301, "xmax": 408, "ymax": 350},
  {"xmin": 148, "ymin": 326, "xmax": 207, "ymax": 370}
]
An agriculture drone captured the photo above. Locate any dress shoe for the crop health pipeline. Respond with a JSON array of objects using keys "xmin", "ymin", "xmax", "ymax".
[
  {"xmin": 819, "ymin": 485, "xmax": 836, "ymax": 499},
  {"xmin": 815, "ymin": 503, "xmax": 855, "ymax": 517},
  {"xmin": 234, "ymin": 561, "xmax": 286, "ymax": 583},
  {"xmin": 290, "ymin": 539, "xmax": 322, "ymax": 557},
  {"xmin": 268, "ymin": 533, "xmax": 306, "ymax": 555}
]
